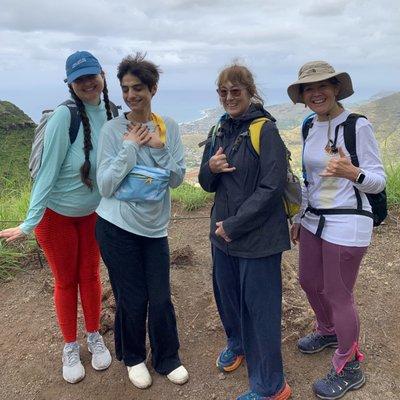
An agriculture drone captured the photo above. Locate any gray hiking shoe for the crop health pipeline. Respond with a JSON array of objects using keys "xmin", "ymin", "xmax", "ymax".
[
  {"xmin": 298, "ymin": 332, "xmax": 338, "ymax": 354},
  {"xmin": 62, "ymin": 342, "xmax": 85, "ymax": 383},
  {"xmin": 313, "ymin": 360, "xmax": 366, "ymax": 399},
  {"xmin": 87, "ymin": 332, "xmax": 112, "ymax": 371}
]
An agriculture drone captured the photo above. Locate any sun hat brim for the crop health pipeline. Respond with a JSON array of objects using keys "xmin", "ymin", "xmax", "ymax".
[{"xmin": 287, "ymin": 71, "xmax": 354, "ymax": 104}]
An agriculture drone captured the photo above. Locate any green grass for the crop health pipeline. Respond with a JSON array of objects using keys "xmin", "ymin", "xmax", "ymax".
[
  {"xmin": 0, "ymin": 176, "xmax": 33, "ymax": 280},
  {"xmin": 171, "ymin": 182, "xmax": 212, "ymax": 211},
  {"xmin": 1, "ymin": 160, "xmax": 398, "ymax": 280},
  {"xmin": 385, "ymin": 162, "xmax": 400, "ymax": 206}
]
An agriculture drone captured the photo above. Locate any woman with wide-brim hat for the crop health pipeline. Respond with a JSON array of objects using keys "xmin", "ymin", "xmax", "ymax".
[{"xmin": 287, "ymin": 61, "xmax": 386, "ymax": 399}]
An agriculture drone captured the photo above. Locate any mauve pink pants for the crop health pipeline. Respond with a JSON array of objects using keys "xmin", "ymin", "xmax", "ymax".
[{"xmin": 299, "ymin": 225, "xmax": 367, "ymax": 372}]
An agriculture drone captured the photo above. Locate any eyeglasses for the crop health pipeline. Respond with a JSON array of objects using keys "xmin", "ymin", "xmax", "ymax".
[{"xmin": 216, "ymin": 87, "xmax": 244, "ymax": 98}]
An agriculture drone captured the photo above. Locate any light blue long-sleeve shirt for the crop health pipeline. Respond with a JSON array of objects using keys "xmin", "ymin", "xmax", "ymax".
[
  {"xmin": 96, "ymin": 114, "xmax": 186, "ymax": 238},
  {"xmin": 20, "ymin": 101, "xmax": 108, "ymax": 234}
]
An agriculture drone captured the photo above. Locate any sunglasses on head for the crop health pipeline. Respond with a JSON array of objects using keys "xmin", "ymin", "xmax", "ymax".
[{"xmin": 216, "ymin": 87, "xmax": 244, "ymax": 98}]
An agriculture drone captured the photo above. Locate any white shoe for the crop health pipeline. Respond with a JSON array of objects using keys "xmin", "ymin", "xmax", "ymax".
[
  {"xmin": 87, "ymin": 332, "xmax": 112, "ymax": 371},
  {"xmin": 127, "ymin": 362, "xmax": 152, "ymax": 389},
  {"xmin": 167, "ymin": 365, "xmax": 189, "ymax": 385},
  {"xmin": 62, "ymin": 342, "xmax": 85, "ymax": 384}
]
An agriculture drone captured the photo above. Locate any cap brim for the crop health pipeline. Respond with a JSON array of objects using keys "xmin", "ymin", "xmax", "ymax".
[
  {"xmin": 66, "ymin": 66, "xmax": 102, "ymax": 84},
  {"xmin": 287, "ymin": 72, "xmax": 353, "ymax": 104}
]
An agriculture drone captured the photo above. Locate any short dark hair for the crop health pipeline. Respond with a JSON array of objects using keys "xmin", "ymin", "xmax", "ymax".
[{"xmin": 117, "ymin": 53, "xmax": 161, "ymax": 89}]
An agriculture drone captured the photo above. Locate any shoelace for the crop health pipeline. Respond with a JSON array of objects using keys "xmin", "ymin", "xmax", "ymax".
[
  {"xmin": 64, "ymin": 345, "xmax": 80, "ymax": 366},
  {"xmin": 221, "ymin": 348, "xmax": 235, "ymax": 361},
  {"xmin": 247, "ymin": 392, "xmax": 264, "ymax": 400},
  {"xmin": 325, "ymin": 369, "xmax": 344, "ymax": 383},
  {"xmin": 308, "ymin": 331, "xmax": 321, "ymax": 340},
  {"xmin": 89, "ymin": 335, "xmax": 106, "ymax": 354}
]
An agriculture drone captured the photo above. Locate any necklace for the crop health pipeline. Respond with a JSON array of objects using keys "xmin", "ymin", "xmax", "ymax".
[{"xmin": 324, "ymin": 114, "xmax": 338, "ymax": 155}]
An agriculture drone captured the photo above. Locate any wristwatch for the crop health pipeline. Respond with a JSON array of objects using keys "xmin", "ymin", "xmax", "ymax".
[{"xmin": 355, "ymin": 170, "xmax": 366, "ymax": 184}]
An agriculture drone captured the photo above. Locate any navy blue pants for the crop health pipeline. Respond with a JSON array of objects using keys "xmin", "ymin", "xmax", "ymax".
[
  {"xmin": 95, "ymin": 216, "xmax": 181, "ymax": 375},
  {"xmin": 213, "ymin": 246, "xmax": 284, "ymax": 396}
]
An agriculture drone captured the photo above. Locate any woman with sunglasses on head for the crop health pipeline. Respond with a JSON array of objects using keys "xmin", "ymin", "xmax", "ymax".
[
  {"xmin": 287, "ymin": 61, "xmax": 386, "ymax": 399},
  {"xmin": 95, "ymin": 53, "xmax": 188, "ymax": 390},
  {"xmin": 0, "ymin": 51, "xmax": 114, "ymax": 383},
  {"xmin": 198, "ymin": 63, "xmax": 292, "ymax": 400}
]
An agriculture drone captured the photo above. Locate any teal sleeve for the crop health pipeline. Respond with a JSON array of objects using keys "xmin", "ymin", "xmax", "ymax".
[
  {"xmin": 20, "ymin": 106, "xmax": 71, "ymax": 234},
  {"xmin": 149, "ymin": 117, "xmax": 186, "ymax": 188}
]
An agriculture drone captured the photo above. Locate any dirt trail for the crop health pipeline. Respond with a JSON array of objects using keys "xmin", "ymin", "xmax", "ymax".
[{"xmin": 0, "ymin": 204, "xmax": 399, "ymax": 400}]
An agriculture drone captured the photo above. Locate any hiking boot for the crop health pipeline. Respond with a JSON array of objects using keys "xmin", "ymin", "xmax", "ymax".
[
  {"xmin": 298, "ymin": 332, "xmax": 338, "ymax": 354},
  {"xmin": 127, "ymin": 362, "xmax": 152, "ymax": 389},
  {"xmin": 167, "ymin": 365, "xmax": 189, "ymax": 385},
  {"xmin": 62, "ymin": 342, "xmax": 85, "ymax": 384},
  {"xmin": 216, "ymin": 347, "xmax": 244, "ymax": 372},
  {"xmin": 236, "ymin": 382, "xmax": 292, "ymax": 400},
  {"xmin": 87, "ymin": 331, "xmax": 112, "ymax": 371},
  {"xmin": 313, "ymin": 360, "xmax": 366, "ymax": 399}
]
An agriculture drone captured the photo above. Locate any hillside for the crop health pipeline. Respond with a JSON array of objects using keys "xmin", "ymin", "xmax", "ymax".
[
  {"xmin": 0, "ymin": 101, "xmax": 35, "ymax": 132},
  {"xmin": 181, "ymin": 92, "xmax": 400, "ymax": 173},
  {"xmin": 353, "ymin": 92, "xmax": 400, "ymax": 160},
  {"xmin": 0, "ymin": 101, "xmax": 35, "ymax": 188}
]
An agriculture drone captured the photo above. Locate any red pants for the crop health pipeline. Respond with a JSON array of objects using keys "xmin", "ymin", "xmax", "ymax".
[{"xmin": 35, "ymin": 208, "xmax": 101, "ymax": 342}]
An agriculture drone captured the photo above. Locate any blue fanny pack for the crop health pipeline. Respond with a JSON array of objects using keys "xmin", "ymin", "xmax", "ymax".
[{"xmin": 114, "ymin": 165, "xmax": 170, "ymax": 202}]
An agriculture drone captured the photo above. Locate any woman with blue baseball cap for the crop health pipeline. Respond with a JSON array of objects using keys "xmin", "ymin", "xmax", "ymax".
[{"xmin": 0, "ymin": 50, "xmax": 117, "ymax": 384}]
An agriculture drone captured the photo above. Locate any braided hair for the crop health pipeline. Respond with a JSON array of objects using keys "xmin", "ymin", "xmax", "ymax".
[{"xmin": 68, "ymin": 74, "xmax": 112, "ymax": 189}]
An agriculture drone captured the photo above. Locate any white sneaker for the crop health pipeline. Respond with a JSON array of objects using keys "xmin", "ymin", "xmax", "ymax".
[
  {"xmin": 62, "ymin": 342, "xmax": 85, "ymax": 384},
  {"xmin": 127, "ymin": 362, "xmax": 152, "ymax": 389},
  {"xmin": 87, "ymin": 332, "xmax": 112, "ymax": 371},
  {"xmin": 167, "ymin": 365, "xmax": 189, "ymax": 385}
]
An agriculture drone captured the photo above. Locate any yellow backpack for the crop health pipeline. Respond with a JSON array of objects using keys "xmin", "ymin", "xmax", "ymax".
[{"xmin": 210, "ymin": 116, "xmax": 302, "ymax": 221}]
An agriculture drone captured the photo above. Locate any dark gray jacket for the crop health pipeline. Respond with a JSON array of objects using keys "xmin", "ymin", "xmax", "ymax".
[{"xmin": 198, "ymin": 104, "xmax": 290, "ymax": 258}]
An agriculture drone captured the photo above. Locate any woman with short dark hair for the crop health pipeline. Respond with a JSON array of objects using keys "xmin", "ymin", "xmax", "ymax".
[{"xmin": 95, "ymin": 52, "xmax": 188, "ymax": 389}]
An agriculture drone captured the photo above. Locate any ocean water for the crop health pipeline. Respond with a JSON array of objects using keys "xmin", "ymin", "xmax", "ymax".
[{"xmin": 2, "ymin": 84, "xmax": 390, "ymax": 125}]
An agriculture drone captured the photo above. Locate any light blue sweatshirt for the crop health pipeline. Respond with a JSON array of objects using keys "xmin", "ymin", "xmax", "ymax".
[
  {"xmin": 20, "ymin": 101, "xmax": 108, "ymax": 234},
  {"xmin": 96, "ymin": 114, "xmax": 186, "ymax": 238}
]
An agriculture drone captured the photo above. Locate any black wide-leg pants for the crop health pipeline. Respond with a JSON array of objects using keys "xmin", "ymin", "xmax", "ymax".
[{"xmin": 95, "ymin": 216, "xmax": 181, "ymax": 375}]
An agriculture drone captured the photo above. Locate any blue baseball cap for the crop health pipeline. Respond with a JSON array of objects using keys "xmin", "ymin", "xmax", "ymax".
[{"xmin": 65, "ymin": 51, "xmax": 102, "ymax": 84}]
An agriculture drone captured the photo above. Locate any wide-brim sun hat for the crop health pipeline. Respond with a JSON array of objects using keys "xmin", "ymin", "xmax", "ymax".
[
  {"xmin": 65, "ymin": 51, "xmax": 102, "ymax": 84},
  {"xmin": 287, "ymin": 60, "xmax": 354, "ymax": 104}
]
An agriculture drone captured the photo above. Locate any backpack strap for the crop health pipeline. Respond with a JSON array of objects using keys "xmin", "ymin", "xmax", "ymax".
[
  {"xmin": 342, "ymin": 113, "xmax": 367, "ymax": 168},
  {"xmin": 208, "ymin": 113, "xmax": 229, "ymax": 158},
  {"xmin": 61, "ymin": 99, "xmax": 121, "ymax": 145},
  {"xmin": 342, "ymin": 113, "xmax": 367, "ymax": 211},
  {"xmin": 109, "ymin": 101, "xmax": 120, "ymax": 118},
  {"xmin": 248, "ymin": 117, "xmax": 269, "ymax": 155},
  {"xmin": 59, "ymin": 100, "xmax": 81, "ymax": 145},
  {"xmin": 301, "ymin": 113, "xmax": 315, "ymax": 186},
  {"xmin": 151, "ymin": 112, "xmax": 167, "ymax": 143}
]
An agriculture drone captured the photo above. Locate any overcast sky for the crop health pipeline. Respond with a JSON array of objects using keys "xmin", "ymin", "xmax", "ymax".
[{"xmin": 1, "ymin": 0, "xmax": 399, "ymax": 122}]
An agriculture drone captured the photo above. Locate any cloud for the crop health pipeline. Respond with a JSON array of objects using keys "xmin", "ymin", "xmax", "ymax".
[
  {"xmin": 0, "ymin": 0, "xmax": 399, "ymax": 122},
  {"xmin": 300, "ymin": 0, "xmax": 348, "ymax": 16}
]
